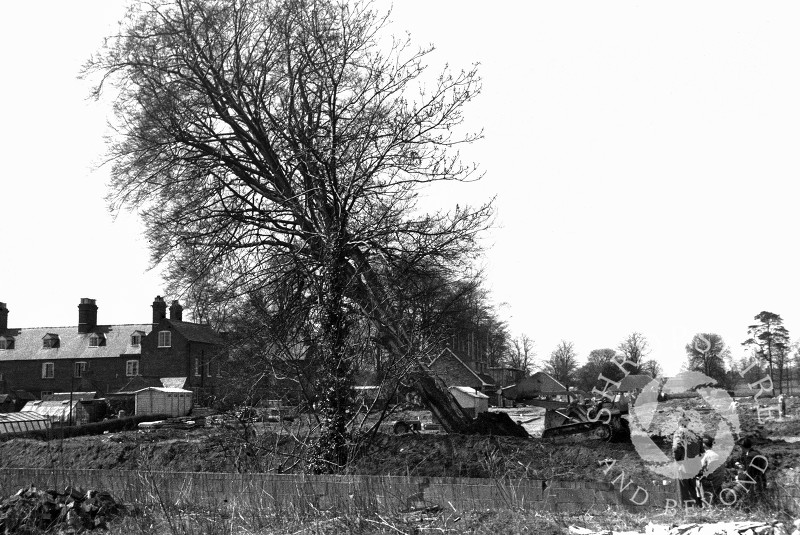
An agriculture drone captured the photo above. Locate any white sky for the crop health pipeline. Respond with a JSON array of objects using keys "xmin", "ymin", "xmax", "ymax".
[{"xmin": 2, "ymin": 1, "xmax": 800, "ymax": 376}]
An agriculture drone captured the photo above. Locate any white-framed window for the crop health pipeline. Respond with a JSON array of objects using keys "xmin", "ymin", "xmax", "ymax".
[
  {"xmin": 74, "ymin": 362, "xmax": 87, "ymax": 378},
  {"xmin": 0, "ymin": 336, "xmax": 14, "ymax": 350},
  {"xmin": 194, "ymin": 358, "xmax": 201, "ymax": 377},
  {"xmin": 204, "ymin": 361, "xmax": 211, "ymax": 377},
  {"xmin": 42, "ymin": 362, "xmax": 55, "ymax": 379},
  {"xmin": 89, "ymin": 335, "xmax": 99, "ymax": 347},
  {"xmin": 131, "ymin": 333, "xmax": 142, "ymax": 346},
  {"xmin": 0, "ymin": 372, "xmax": 4, "ymax": 382},
  {"xmin": 126, "ymin": 360, "xmax": 139, "ymax": 377},
  {"xmin": 158, "ymin": 331, "xmax": 172, "ymax": 348}
]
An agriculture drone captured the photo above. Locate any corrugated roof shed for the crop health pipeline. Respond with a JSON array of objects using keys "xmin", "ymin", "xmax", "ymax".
[{"xmin": 0, "ymin": 324, "xmax": 151, "ymax": 361}]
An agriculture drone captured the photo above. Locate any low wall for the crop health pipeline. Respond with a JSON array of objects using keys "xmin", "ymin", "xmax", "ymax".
[{"xmin": 0, "ymin": 469, "xmax": 676, "ymax": 514}]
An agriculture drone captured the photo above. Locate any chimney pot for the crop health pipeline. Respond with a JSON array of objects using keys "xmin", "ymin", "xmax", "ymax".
[
  {"xmin": 152, "ymin": 296, "xmax": 167, "ymax": 324},
  {"xmin": 169, "ymin": 300, "xmax": 183, "ymax": 322},
  {"xmin": 77, "ymin": 298, "xmax": 98, "ymax": 334},
  {"xmin": 0, "ymin": 302, "xmax": 8, "ymax": 332}
]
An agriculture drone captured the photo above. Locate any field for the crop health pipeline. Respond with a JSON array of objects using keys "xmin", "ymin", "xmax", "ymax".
[{"xmin": 0, "ymin": 396, "xmax": 798, "ymax": 534}]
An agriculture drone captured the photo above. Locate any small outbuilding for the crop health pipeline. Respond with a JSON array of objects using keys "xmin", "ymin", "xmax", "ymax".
[
  {"xmin": 134, "ymin": 387, "xmax": 193, "ymax": 417},
  {"xmin": 513, "ymin": 372, "xmax": 567, "ymax": 400},
  {"xmin": 21, "ymin": 400, "xmax": 90, "ymax": 425},
  {"xmin": 448, "ymin": 386, "xmax": 489, "ymax": 417},
  {"xmin": 0, "ymin": 412, "xmax": 51, "ymax": 436}
]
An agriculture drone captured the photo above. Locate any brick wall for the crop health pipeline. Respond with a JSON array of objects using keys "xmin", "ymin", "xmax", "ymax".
[{"xmin": 430, "ymin": 351, "xmax": 482, "ymax": 390}]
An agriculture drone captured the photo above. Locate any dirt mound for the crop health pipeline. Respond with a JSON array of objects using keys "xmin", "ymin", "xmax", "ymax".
[{"xmin": 0, "ymin": 485, "xmax": 121, "ymax": 534}]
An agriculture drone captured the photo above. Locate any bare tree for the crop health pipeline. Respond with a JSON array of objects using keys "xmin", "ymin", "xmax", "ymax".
[
  {"xmin": 83, "ymin": 0, "xmax": 501, "ymax": 460},
  {"xmin": 617, "ymin": 332, "xmax": 651, "ymax": 374},
  {"xmin": 544, "ymin": 340, "xmax": 578, "ymax": 388},
  {"xmin": 505, "ymin": 334, "xmax": 535, "ymax": 375},
  {"xmin": 685, "ymin": 333, "xmax": 729, "ymax": 385}
]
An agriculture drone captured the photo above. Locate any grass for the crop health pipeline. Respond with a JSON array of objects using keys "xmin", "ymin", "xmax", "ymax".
[{"xmin": 105, "ymin": 503, "xmax": 797, "ymax": 535}]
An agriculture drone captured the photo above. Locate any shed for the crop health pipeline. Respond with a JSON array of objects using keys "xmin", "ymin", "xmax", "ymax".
[
  {"xmin": 21, "ymin": 400, "xmax": 90, "ymax": 425},
  {"xmin": 0, "ymin": 394, "xmax": 15, "ymax": 413},
  {"xmin": 134, "ymin": 387, "xmax": 193, "ymax": 417},
  {"xmin": 610, "ymin": 374, "xmax": 653, "ymax": 393},
  {"xmin": 448, "ymin": 386, "xmax": 489, "ymax": 417},
  {"xmin": 513, "ymin": 372, "xmax": 567, "ymax": 399},
  {"xmin": 0, "ymin": 412, "xmax": 51, "ymax": 436}
]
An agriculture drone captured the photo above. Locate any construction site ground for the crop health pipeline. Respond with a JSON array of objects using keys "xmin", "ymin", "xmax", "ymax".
[{"xmin": 0, "ymin": 396, "xmax": 797, "ymax": 485}]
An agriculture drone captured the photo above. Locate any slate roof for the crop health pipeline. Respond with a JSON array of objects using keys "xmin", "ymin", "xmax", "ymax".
[
  {"xmin": 429, "ymin": 348, "xmax": 494, "ymax": 387},
  {"xmin": 160, "ymin": 377, "xmax": 188, "ymax": 389},
  {"xmin": 515, "ymin": 372, "xmax": 567, "ymax": 397},
  {"xmin": 0, "ymin": 324, "xmax": 151, "ymax": 361},
  {"xmin": 168, "ymin": 321, "xmax": 222, "ymax": 345},
  {"xmin": 110, "ymin": 376, "xmax": 164, "ymax": 395},
  {"xmin": 610, "ymin": 374, "xmax": 654, "ymax": 392}
]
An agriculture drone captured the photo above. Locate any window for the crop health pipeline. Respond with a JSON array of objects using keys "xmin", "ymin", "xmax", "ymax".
[
  {"xmin": 74, "ymin": 362, "xmax": 87, "ymax": 378},
  {"xmin": 42, "ymin": 362, "xmax": 54, "ymax": 379},
  {"xmin": 0, "ymin": 336, "xmax": 14, "ymax": 350},
  {"xmin": 204, "ymin": 362, "xmax": 211, "ymax": 377},
  {"xmin": 194, "ymin": 358, "xmax": 201, "ymax": 377},
  {"xmin": 42, "ymin": 334, "xmax": 59, "ymax": 349},
  {"xmin": 89, "ymin": 335, "xmax": 100, "ymax": 348},
  {"xmin": 40, "ymin": 391, "xmax": 53, "ymax": 398},
  {"xmin": 158, "ymin": 331, "xmax": 172, "ymax": 348},
  {"xmin": 126, "ymin": 360, "xmax": 139, "ymax": 377},
  {"xmin": 131, "ymin": 333, "xmax": 142, "ymax": 346}
]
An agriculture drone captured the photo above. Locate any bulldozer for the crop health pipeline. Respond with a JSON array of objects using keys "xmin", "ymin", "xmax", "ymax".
[
  {"xmin": 509, "ymin": 372, "xmax": 648, "ymax": 441},
  {"xmin": 531, "ymin": 393, "xmax": 629, "ymax": 440}
]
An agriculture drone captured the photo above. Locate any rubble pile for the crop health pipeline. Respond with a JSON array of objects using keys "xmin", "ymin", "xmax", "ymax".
[{"xmin": 0, "ymin": 485, "xmax": 121, "ymax": 534}]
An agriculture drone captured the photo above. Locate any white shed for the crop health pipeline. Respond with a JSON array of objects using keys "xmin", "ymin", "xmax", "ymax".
[
  {"xmin": 134, "ymin": 387, "xmax": 193, "ymax": 417},
  {"xmin": 448, "ymin": 386, "xmax": 489, "ymax": 417}
]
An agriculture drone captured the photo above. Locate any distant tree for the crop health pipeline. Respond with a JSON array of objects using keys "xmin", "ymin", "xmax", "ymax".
[
  {"xmin": 639, "ymin": 359, "xmax": 662, "ymax": 379},
  {"xmin": 544, "ymin": 340, "xmax": 578, "ymax": 388},
  {"xmin": 685, "ymin": 333, "xmax": 729, "ymax": 385},
  {"xmin": 575, "ymin": 348, "xmax": 622, "ymax": 392},
  {"xmin": 504, "ymin": 334, "xmax": 536, "ymax": 375},
  {"xmin": 743, "ymin": 311, "xmax": 790, "ymax": 394},
  {"xmin": 617, "ymin": 332, "xmax": 650, "ymax": 374}
]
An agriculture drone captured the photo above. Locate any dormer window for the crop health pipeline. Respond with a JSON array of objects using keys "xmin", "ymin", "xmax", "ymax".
[
  {"xmin": 0, "ymin": 336, "xmax": 14, "ymax": 350},
  {"xmin": 88, "ymin": 334, "xmax": 106, "ymax": 348},
  {"xmin": 42, "ymin": 334, "xmax": 60, "ymax": 349},
  {"xmin": 158, "ymin": 331, "xmax": 172, "ymax": 348},
  {"xmin": 130, "ymin": 331, "xmax": 144, "ymax": 346}
]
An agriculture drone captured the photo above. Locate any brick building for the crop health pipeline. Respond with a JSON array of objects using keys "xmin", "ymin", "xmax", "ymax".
[
  {"xmin": 0, "ymin": 297, "xmax": 222, "ymax": 402},
  {"xmin": 428, "ymin": 348, "xmax": 496, "ymax": 395}
]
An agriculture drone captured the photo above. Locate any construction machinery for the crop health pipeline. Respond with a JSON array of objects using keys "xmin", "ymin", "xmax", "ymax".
[{"xmin": 526, "ymin": 393, "xmax": 629, "ymax": 441}]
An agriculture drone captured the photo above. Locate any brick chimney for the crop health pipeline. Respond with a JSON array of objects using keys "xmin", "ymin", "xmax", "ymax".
[
  {"xmin": 0, "ymin": 302, "xmax": 8, "ymax": 332},
  {"xmin": 77, "ymin": 298, "xmax": 98, "ymax": 334},
  {"xmin": 169, "ymin": 300, "xmax": 183, "ymax": 321},
  {"xmin": 152, "ymin": 296, "xmax": 167, "ymax": 324}
]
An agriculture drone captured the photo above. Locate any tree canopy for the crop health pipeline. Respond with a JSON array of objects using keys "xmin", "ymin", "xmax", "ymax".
[{"xmin": 84, "ymin": 0, "xmax": 495, "ymax": 460}]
